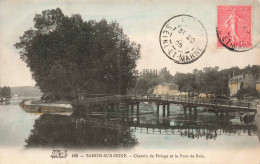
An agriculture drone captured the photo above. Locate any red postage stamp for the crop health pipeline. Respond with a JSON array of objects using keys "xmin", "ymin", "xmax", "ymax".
[{"xmin": 217, "ymin": 6, "xmax": 251, "ymax": 50}]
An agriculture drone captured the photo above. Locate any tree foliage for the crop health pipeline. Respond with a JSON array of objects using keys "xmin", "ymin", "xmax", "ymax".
[
  {"xmin": 14, "ymin": 8, "xmax": 141, "ymax": 98},
  {"xmin": 134, "ymin": 67, "xmax": 174, "ymax": 94},
  {"xmin": 236, "ymin": 88, "xmax": 259, "ymax": 100},
  {"xmin": 174, "ymin": 65, "xmax": 260, "ymax": 96},
  {"xmin": 0, "ymin": 86, "xmax": 11, "ymax": 97}
]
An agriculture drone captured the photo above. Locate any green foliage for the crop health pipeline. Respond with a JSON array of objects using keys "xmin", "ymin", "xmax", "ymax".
[
  {"xmin": 174, "ymin": 73, "xmax": 196, "ymax": 93},
  {"xmin": 14, "ymin": 8, "xmax": 141, "ymax": 98},
  {"xmin": 174, "ymin": 65, "xmax": 260, "ymax": 96},
  {"xmin": 134, "ymin": 65, "xmax": 260, "ymax": 96},
  {"xmin": 236, "ymin": 88, "xmax": 259, "ymax": 100},
  {"xmin": 134, "ymin": 67, "xmax": 174, "ymax": 94},
  {"xmin": 0, "ymin": 86, "xmax": 11, "ymax": 97}
]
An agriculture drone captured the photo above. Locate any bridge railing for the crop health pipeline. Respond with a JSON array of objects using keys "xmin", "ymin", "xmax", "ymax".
[
  {"xmin": 73, "ymin": 94, "xmax": 253, "ymax": 109},
  {"xmin": 134, "ymin": 94, "xmax": 252, "ymax": 109}
]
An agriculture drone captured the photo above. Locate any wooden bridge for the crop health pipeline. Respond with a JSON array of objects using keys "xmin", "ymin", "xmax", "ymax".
[{"xmin": 72, "ymin": 94, "xmax": 257, "ymax": 115}]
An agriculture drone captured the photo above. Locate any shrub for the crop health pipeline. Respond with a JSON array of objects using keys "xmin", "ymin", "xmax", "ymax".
[{"xmin": 236, "ymin": 88, "xmax": 259, "ymax": 100}]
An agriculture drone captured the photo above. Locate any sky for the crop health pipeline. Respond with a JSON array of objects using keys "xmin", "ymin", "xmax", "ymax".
[{"xmin": 0, "ymin": 0, "xmax": 259, "ymax": 87}]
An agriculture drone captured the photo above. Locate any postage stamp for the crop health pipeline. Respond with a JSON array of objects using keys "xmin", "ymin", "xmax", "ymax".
[
  {"xmin": 159, "ymin": 15, "xmax": 208, "ymax": 64},
  {"xmin": 217, "ymin": 6, "xmax": 252, "ymax": 51}
]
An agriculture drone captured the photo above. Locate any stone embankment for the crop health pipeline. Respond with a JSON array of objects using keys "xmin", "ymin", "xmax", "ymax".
[{"xmin": 20, "ymin": 99, "xmax": 73, "ymax": 113}]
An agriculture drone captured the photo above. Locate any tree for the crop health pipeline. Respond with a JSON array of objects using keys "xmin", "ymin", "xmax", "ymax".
[
  {"xmin": 0, "ymin": 86, "xmax": 11, "ymax": 97},
  {"xmin": 173, "ymin": 65, "xmax": 260, "ymax": 96},
  {"xmin": 192, "ymin": 69, "xmax": 198, "ymax": 75},
  {"xmin": 14, "ymin": 8, "xmax": 141, "ymax": 99},
  {"xmin": 236, "ymin": 88, "xmax": 259, "ymax": 100},
  {"xmin": 134, "ymin": 67, "xmax": 173, "ymax": 94},
  {"xmin": 135, "ymin": 78, "xmax": 150, "ymax": 94},
  {"xmin": 174, "ymin": 73, "xmax": 196, "ymax": 93}
]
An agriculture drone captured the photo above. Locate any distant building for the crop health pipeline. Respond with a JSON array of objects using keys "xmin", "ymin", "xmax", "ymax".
[
  {"xmin": 256, "ymin": 77, "xmax": 260, "ymax": 93},
  {"xmin": 228, "ymin": 73, "xmax": 256, "ymax": 96},
  {"xmin": 153, "ymin": 83, "xmax": 178, "ymax": 96}
]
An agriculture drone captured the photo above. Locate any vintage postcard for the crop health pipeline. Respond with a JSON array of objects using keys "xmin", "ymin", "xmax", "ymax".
[{"xmin": 0, "ymin": 0, "xmax": 260, "ymax": 163}]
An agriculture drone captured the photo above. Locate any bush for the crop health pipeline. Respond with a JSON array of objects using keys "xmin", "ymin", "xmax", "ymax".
[{"xmin": 236, "ymin": 88, "xmax": 259, "ymax": 100}]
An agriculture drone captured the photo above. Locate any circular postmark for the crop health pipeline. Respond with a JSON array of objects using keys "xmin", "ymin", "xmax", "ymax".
[
  {"xmin": 216, "ymin": 27, "xmax": 259, "ymax": 52},
  {"xmin": 216, "ymin": 29, "xmax": 258, "ymax": 52},
  {"xmin": 159, "ymin": 15, "xmax": 208, "ymax": 64}
]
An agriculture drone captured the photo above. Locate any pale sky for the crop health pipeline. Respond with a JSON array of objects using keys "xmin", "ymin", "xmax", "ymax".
[{"xmin": 0, "ymin": 0, "xmax": 259, "ymax": 87}]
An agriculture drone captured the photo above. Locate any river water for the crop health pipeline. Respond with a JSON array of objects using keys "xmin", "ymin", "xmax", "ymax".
[
  {"xmin": 0, "ymin": 97, "xmax": 260, "ymax": 163},
  {"xmin": 1, "ymin": 97, "xmax": 259, "ymax": 150}
]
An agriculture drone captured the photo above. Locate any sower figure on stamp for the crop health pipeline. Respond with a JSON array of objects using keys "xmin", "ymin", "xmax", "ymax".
[{"xmin": 223, "ymin": 9, "xmax": 245, "ymax": 45}]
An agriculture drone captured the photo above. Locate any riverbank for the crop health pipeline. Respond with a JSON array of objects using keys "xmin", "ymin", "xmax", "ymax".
[{"xmin": 20, "ymin": 99, "xmax": 73, "ymax": 113}]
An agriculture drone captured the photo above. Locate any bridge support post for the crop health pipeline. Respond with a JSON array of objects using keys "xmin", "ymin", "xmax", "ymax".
[
  {"xmin": 137, "ymin": 102, "xmax": 140, "ymax": 115},
  {"xmin": 167, "ymin": 104, "xmax": 170, "ymax": 116},
  {"xmin": 157, "ymin": 104, "xmax": 159, "ymax": 115},
  {"xmin": 184, "ymin": 107, "xmax": 187, "ymax": 118},
  {"xmin": 131, "ymin": 103, "xmax": 134, "ymax": 113},
  {"xmin": 126, "ymin": 104, "xmax": 129, "ymax": 115},
  {"xmin": 163, "ymin": 104, "xmax": 166, "ymax": 116},
  {"xmin": 189, "ymin": 107, "xmax": 192, "ymax": 115},
  {"xmin": 194, "ymin": 107, "xmax": 197, "ymax": 117}
]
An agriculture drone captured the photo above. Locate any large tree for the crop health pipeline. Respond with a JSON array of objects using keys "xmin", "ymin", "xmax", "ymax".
[
  {"xmin": 0, "ymin": 86, "xmax": 11, "ymax": 97},
  {"xmin": 14, "ymin": 8, "xmax": 141, "ymax": 98}
]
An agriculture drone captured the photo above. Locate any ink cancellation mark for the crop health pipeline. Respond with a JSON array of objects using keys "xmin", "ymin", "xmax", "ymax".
[
  {"xmin": 217, "ymin": 6, "xmax": 258, "ymax": 52},
  {"xmin": 159, "ymin": 15, "xmax": 208, "ymax": 64}
]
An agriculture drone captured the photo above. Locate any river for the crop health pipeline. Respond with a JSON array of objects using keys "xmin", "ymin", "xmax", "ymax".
[{"xmin": 0, "ymin": 97, "xmax": 260, "ymax": 163}]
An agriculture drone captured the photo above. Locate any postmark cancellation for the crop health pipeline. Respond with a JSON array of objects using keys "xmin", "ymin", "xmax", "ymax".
[{"xmin": 159, "ymin": 15, "xmax": 208, "ymax": 64}]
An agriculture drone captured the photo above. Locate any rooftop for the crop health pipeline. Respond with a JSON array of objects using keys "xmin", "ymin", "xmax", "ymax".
[{"xmin": 229, "ymin": 75, "xmax": 244, "ymax": 82}]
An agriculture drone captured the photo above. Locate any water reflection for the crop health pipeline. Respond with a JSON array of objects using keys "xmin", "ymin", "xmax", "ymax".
[
  {"xmin": 0, "ymin": 101, "xmax": 10, "ymax": 105},
  {"xmin": 125, "ymin": 112, "xmax": 257, "ymax": 140},
  {"xmin": 25, "ymin": 114, "xmax": 138, "ymax": 149},
  {"xmin": 25, "ymin": 103, "xmax": 258, "ymax": 148}
]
